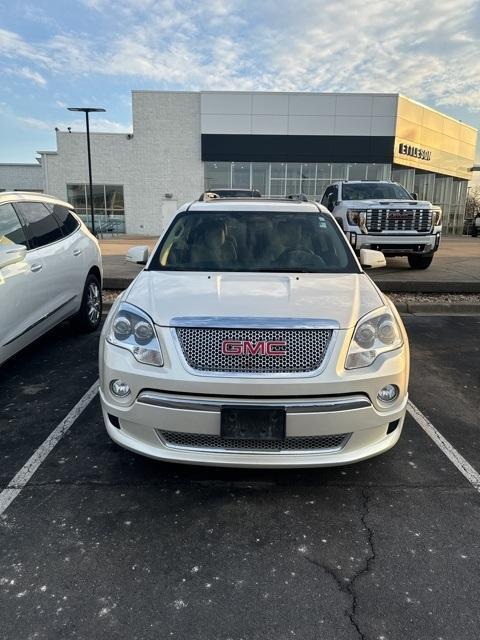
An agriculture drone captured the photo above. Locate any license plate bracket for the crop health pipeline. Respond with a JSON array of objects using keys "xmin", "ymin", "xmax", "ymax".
[{"xmin": 221, "ymin": 407, "xmax": 286, "ymax": 441}]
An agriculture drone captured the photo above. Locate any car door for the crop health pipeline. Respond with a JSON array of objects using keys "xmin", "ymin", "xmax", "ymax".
[
  {"xmin": 14, "ymin": 201, "xmax": 78, "ymax": 335},
  {"xmin": 0, "ymin": 202, "xmax": 35, "ymax": 362},
  {"xmin": 47, "ymin": 203, "xmax": 87, "ymax": 308}
]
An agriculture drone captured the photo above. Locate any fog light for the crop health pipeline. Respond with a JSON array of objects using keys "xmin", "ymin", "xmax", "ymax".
[
  {"xmin": 377, "ymin": 384, "xmax": 399, "ymax": 403},
  {"xmin": 110, "ymin": 379, "xmax": 131, "ymax": 397}
]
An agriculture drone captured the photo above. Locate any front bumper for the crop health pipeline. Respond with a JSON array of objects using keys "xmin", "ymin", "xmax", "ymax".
[
  {"xmin": 100, "ymin": 389, "xmax": 406, "ymax": 468},
  {"xmin": 350, "ymin": 231, "xmax": 440, "ymax": 255}
]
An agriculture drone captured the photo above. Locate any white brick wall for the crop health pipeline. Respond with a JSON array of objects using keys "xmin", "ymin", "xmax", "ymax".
[
  {"xmin": 42, "ymin": 92, "xmax": 204, "ymax": 235},
  {"xmin": 0, "ymin": 164, "xmax": 44, "ymax": 191}
]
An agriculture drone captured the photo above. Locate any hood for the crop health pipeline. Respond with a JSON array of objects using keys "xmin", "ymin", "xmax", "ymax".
[
  {"xmin": 125, "ymin": 271, "xmax": 384, "ymax": 330},
  {"xmin": 343, "ymin": 199, "xmax": 431, "ymax": 209}
]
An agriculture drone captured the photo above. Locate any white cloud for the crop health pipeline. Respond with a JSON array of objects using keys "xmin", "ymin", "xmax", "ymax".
[
  {"xmin": 15, "ymin": 66, "xmax": 47, "ymax": 86},
  {"xmin": 15, "ymin": 113, "xmax": 130, "ymax": 133},
  {"xmin": 1, "ymin": 0, "xmax": 480, "ymax": 117}
]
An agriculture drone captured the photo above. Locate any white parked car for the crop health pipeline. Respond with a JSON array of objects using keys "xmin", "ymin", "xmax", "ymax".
[
  {"xmin": 100, "ymin": 198, "xmax": 409, "ymax": 468},
  {"xmin": 0, "ymin": 192, "xmax": 102, "ymax": 365}
]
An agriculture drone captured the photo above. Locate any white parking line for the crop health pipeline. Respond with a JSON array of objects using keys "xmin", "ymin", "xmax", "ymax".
[
  {"xmin": 408, "ymin": 400, "xmax": 480, "ymax": 492},
  {"xmin": 0, "ymin": 380, "xmax": 99, "ymax": 516}
]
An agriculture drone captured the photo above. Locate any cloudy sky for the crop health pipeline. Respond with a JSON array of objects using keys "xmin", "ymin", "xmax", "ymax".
[{"xmin": 1, "ymin": 0, "xmax": 479, "ymax": 167}]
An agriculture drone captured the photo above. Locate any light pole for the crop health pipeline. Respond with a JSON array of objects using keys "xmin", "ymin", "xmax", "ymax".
[{"xmin": 67, "ymin": 107, "xmax": 106, "ymax": 236}]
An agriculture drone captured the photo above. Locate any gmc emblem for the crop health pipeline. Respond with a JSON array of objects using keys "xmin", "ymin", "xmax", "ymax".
[{"xmin": 221, "ymin": 340, "xmax": 287, "ymax": 356}]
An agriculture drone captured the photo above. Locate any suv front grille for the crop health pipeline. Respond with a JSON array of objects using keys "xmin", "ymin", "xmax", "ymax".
[
  {"xmin": 157, "ymin": 430, "xmax": 350, "ymax": 452},
  {"xmin": 366, "ymin": 209, "xmax": 432, "ymax": 233},
  {"xmin": 175, "ymin": 327, "xmax": 333, "ymax": 374}
]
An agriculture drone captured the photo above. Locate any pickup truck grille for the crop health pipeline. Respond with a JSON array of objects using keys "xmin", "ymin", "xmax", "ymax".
[
  {"xmin": 175, "ymin": 327, "xmax": 333, "ymax": 374},
  {"xmin": 366, "ymin": 209, "xmax": 433, "ymax": 233}
]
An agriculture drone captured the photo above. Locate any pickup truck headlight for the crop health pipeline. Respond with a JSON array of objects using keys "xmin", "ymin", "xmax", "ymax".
[
  {"xmin": 346, "ymin": 308, "xmax": 403, "ymax": 369},
  {"xmin": 107, "ymin": 302, "xmax": 163, "ymax": 366},
  {"xmin": 432, "ymin": 208, "xmax": 442, "ymax": 226},
  {"xmin": 346, "ymin": 210, "xmax": 367, "ymax": 231}
]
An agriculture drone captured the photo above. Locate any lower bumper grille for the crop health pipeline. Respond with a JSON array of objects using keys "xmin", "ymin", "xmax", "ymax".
[{"xmin": 157, "ymin": 430, "xmax": 350, "ymax": 452}]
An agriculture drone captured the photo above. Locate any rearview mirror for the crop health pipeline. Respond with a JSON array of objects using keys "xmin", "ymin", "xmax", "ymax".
[
  {"xmin": 359, "ymin": 248, "xmax": 386, "ymax": 269},
  {"xmin": 0, "ymin": 244, "xmax": 27, "ymax": 269},
  {"xmin": 410, "ymin": 192, "xmax": 418, "ymax": 200},
  {"xmin": 126, "ymin": 245, "xmax": 150, "ymax": 265}
]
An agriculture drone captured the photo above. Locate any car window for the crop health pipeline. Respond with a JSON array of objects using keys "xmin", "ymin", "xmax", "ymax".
[
  {"xmin": 150, "ymin": 210, "xmax": 360, "ymax": 274},
  {"xmin": 14, "ymin": 202, "xmax": 64, "ymax": 249},
  {"xmin": 341, "ymin": 183, "xmax": 412, "ymax": 200},
  {"xmin": 46, "ymin": 204, "xmax": 80, "ymax": 236},
  {"xmin": 321, "ymin": 187, "xmax": 333, "ymax": 207},
  {"xmin": 0, "ymin": 203, "xmax": 28, "ymax": 247}
]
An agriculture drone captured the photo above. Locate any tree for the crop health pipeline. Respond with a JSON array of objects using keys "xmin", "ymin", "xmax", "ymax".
[{"xmin": 465, "ymin": 186, "xmax": 480, "ymax": 219}]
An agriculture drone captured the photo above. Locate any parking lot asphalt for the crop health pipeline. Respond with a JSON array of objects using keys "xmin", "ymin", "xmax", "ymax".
[{"xmin": 1, "ymin": 315, "xmax": 479, "ymax": 640}]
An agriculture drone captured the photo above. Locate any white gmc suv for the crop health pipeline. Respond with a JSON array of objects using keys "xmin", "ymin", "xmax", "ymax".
[
  {"xmin": 320, "ymin": 181, "xmax": 442, "ymax": 269},
  {"xmin": 99, "ymin": 198, "xmax": 409, "ymax": 468}
]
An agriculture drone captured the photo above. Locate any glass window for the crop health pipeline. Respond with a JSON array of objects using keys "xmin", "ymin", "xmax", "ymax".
[
  {"xmin": 67, "ymin": 184, "xmax": 86, "ymax": 210},
  {"xmin": 286, "ymin": 163, "xmax": 301, "ymax": 179},
  {"xmin": 331, "ymin": 164, "xmax": 347, "ymax": 180},
  {"xmin": 301, "ymin": 180, "xmax": 316, "ymax": 197},
  {"xmin": 270, "ymin": 180, "xmax": 286, "ymax": 197},
  {"xmin": 0, "ymin": 203, "xmax": 27, "ymax": 247},
  {"xmin": 204, "ymin": 162, "xmax": 231, "ymax": 190},
  {"xmin": 105, "ymin": 185, "xmax": 124, "ymax": 209},
  {"xmin": 152, "ymin": 210, "xmax": 359, "ymax": 273},
  {"xmin": 316, "ymin": 164, "xmax": 332, "ymax": 181},
  {"xmin": 270, "ymin": 163, "xmax": 287, "ymax": 179},
  {"xmin": 366, "ymin": 164, "xmax": 391, "ymax": 180},
  {"xmin": 391, "ymin": 168, "xmax": 415, "ymax": 193},
  {"xmin": 301, "ymin": 164, "xmax": 316, "ymax": 180},
  {"xmin": 415, "ymin": 173, "xmax": 436, "ymax": 202},
  {"xmin": 15, "ymin": 202, "xmax": 63, "ymax": 248},
  {"xmin": 347, "ymin": 164, "xmax": 367, "ymax": 180},
  {"xmin": 286, "ymin": 179, "xmax": 301, "ymax": 196},
  {"xmin": 232, "ymin": 163, "xmax": 251, "ymax": 189},
  {"xmin": 48, "ymin": 204, "xmax": 80, "ymax": 236},
  {"xmin": 252, "ymin": 163, "xmax": 269, "ymax": 196}
]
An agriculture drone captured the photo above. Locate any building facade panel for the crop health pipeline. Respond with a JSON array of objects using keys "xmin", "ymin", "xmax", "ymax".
[{"xmin": 1, "ymin": 90, "xmax": 476, "ymax": 236}]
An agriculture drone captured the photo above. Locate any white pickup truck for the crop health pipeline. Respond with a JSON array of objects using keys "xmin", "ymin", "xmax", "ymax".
[{"xmin": 320, "ymin": 180, "xmax": 442, "ymax": 269}]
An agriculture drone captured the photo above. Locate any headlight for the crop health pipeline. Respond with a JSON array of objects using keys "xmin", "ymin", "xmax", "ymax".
[
  {"xmin": 107, "ymin": 302, "xmax": 163, "ymax": 366},
  {"xmin": 432, "ymin": 208, "xmax": 442, "ymax": 226},
  {"xmin": 346, "ymin": 308, "xmax": 403, "ymax": 369},
  {"xmin": 346, "ymin": 210, "xmax": 367, "ymax": 230}
]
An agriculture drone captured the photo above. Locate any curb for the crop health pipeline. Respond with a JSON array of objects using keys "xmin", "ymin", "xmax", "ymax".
[{"xmin": 373, "ymin": 281, "xmax": 480, "ymax": 294}]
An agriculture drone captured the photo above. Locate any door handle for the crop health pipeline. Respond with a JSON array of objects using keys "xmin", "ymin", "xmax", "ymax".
[
  {"xmin": 73, "ymin": 249, "xmax": 82, "ymax": 256},
  {"xmin": 30, "ymin": 263, "xmax": 43, "ymax": 273}
]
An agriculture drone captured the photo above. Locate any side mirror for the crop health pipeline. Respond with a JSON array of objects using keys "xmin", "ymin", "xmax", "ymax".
[
  {"xmin": 126, "ymin": 245, "xmax": 150, "ymax": 265},
  {"xmin": 410, "ymin": 192, "xmax": 418, "ymax": 200},
  {"xmin": 359, "ymin": 248, "xmax": 386, "ymax": 269},
  {"xmin": 0, "ymin": 244, "xmax": 27, "ymax": 269}
]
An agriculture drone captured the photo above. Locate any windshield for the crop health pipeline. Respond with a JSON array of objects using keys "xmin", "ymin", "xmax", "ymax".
[
  {"xmin": 150, "ymin": 210, "xmax": 359, "ymax": 273},
  {"xmin": 342, "ymin": 182, "xmax": 412, "ymax": 201}
]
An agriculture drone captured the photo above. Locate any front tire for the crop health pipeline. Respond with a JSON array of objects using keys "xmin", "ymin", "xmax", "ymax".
[
  {"xmin": 72, "ymin": 273, "xmax": 102, "ymax": 332},
  {"xmin": 408, "ymin": 254, "xmax": 433, "ymax": 270}
]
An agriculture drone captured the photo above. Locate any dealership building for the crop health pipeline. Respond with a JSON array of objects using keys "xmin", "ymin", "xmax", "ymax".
[{"xmin": 0, "ymin": 91, "xmax": 477, "ymax": 235}]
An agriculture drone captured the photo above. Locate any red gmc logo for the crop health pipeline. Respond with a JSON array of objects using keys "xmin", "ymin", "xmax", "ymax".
[{"xmin": 221, "ymin": 340, "xmax": 287, "ymax": 356}]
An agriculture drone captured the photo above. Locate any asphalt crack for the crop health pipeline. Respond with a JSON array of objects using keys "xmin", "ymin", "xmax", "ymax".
[{"xmin": 304, "ymin": 487, "xmax": 375, "ymax": 640}]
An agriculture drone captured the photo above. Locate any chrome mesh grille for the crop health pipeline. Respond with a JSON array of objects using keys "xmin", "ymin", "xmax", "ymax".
[
  {"xmin": 175, "ymin": 327, "xmax": 333, "ymax": 374},
  {"xmin": 158, "ymin": 430, "xmax": 350, "ymax": 452},
  {"xmin": 366, "ymin": 209, "xmax": 432, "ymax": 233}
]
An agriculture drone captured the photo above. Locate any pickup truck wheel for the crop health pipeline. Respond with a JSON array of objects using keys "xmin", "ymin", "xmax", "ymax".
[
  {"xmin": 71, "ymin": 273, "xmax": 102, "ymax": 332},
  {"xmin": 408, "ymin": 254, "xmax": 433, "ymax": 270}
]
